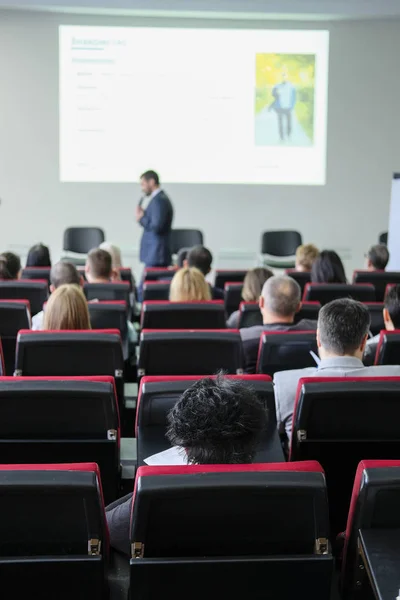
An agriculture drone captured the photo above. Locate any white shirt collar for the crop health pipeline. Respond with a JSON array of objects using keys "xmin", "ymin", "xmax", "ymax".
[{"xmin": 149, "ymin": 187, "xmax": 162, "ymax": 201}]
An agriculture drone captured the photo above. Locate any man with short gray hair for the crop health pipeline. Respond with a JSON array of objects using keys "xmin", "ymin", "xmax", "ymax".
[
  {"xmin": 240, "ymin": 275, "xmax": 318, "ymax": 373},
  {"xmin": 274, "ymin": 298, "xmax": 400, "ymax": 442}
]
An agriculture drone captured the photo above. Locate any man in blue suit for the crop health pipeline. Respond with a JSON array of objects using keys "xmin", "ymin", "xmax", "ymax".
[
  {"xmin": 270, "ymin": 71, "xmax": 296, "ymax": 142},
  {"xmin": 136, "ymin": 170, "xmax": 174, "ymax": 267}
]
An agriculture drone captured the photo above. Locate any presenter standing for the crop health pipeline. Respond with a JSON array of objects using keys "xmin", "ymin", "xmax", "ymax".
[{"xmin": 136, "ymin": 170, "xmax": 174, "ymax": 297}]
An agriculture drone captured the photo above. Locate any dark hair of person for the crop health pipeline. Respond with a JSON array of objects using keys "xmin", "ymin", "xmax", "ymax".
[
  {"xmin": 187, "ymin": 245, "xmax": 213, "ymax": 276},
  {"xmin": 166, "ymin": 374, "xmax": 268, "ymax": 464},
  {"xmin": 0, "ymin": 252, "xmax": 21, "ymax": 280},
  {"xmin": 87, "ymin": 248, "xmax": 112, "ymax": 279},
  {"xmin": 318, "ymin": 298, "xmax": 371, "ymax": 355},
  {"xmin": 140, "ymin": 170, "xmax": 160, "ymax": 185},
  {"xmin": 311, "ymin": 250, "xmax": 347, "ymax": 284},
  {"xmin": 385, "ymin": 285, "xmax": 400, "ymax": 329},
  {"xmin": 26, "ymin": 243, "xmax": 51, "ymax": 268},
  {"xmin": 367, "ymin": 244, "xmax": 390, "ymax": 271},
  {"xmin": 50, "ymin": 262, "xmax": 80, "ymax": 289}
]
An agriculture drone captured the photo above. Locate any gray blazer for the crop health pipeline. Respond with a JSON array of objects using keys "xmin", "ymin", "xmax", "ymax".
[{"xmin": 273, "ymin": 356, "xmax": 400, "ymax": 441}]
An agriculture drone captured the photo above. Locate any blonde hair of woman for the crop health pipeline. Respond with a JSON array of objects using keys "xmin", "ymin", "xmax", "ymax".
[
  {"xmin": 43, "ymin": 284, "xmax": 91, "ymax": 330},
  {"xmin": 169, "ymin": 267, "xmax": 211, "ymax": 302}
]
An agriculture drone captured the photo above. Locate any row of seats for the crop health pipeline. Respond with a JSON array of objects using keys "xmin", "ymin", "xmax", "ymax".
[
  {"xmin": 0, "ymin": 279, "xmax": 132, "ymax": 316},
  {"xmin": 0, "ymin": 328, "xmax": 399, "ymax": 383},
  {"xmin": 143, "ymin": 278, "xmax": 396, "ymax": 312},
  {"xmin": 1, "ymin": 371, "xmax": 400, "ymax": 538},
  {"xmin": 0, "ymin": 300, "xmax": 130, "ymax": 374},
  {"xmin": 1, "ymin": 458, "xmax": 398, "ymax": 598}
]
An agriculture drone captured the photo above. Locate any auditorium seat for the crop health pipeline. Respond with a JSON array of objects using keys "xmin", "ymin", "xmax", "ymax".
[
  {"xmin": 141, "ymin": 301, "xmax": 226, "ymax": 329},
  {"xmin": 63, "ymin": 226, "xmax": 105, "ymax": 254},
  {"xmin": 21, "ymin": 266, "xmax": 51, "ymax": 286},
  {"xmin": 214, "ymin": 270, "xmax": 247, "ymax": 290},
  {"xmin": 256, "ymin": 331, "xmax": 318, "ymax": 376},
  {"xmin": 295, "ymin": 301, "xmax": 320, "ymax": 323},
  {"xmin": 303, "ymin": 283, "xmax": 375, "ymax": 304},
  {"xmin": 0, "ymin": 376, "xmax": 120, "ymax": 503},
  {"xmin": 224, "ymin": 282, "xmax": 243, "ymax": 316},
  {"xmin": 0, "ymin": 462, "xmax": 108, "ymax": 598},
  {"xmin": 341, "ymin": 460, "xmax": 400, "ymax": 599},
  {"xmin": 142, "ymin": 281, "xmax": 170, "ymax": 301},
  {"xmin": 363, "ymin": 302, "xmax": 385, "ymax": 336},
  {"xmin": 352, "ymin": 270, "xmax": 400, "ymax": 302},
  {"xmin": 15, "ymin": 329, "xmax": 125, "ymax": 414},
  {"xmin": 129, "ymin": 462, "xmax": 332, "ymax": 600},
  {"xmin": 290, "ymin": 377, "xmax": 400, "ymax": 534},
  {"xmin": 0, "ymin": 280, "xmax": 48, "ymax": 316},
  {"xmin": 0, "ymin": 300, "xmax": 30, "ymax": 375},
  {"xmin": 138, "ymin": 329, "xmax": 243, "ymax": 377},
  {"xmin": 374, "ymin": 330, "xmax": 400, "ymax": 365},
  {"xmin": 135, "ymin": 374, "xmax": 284, "ymax": 466},
  {"xmin": 118, "ymin": 267, "xmax": 134, "ymax": 290},
  {"xmin": 285, "ymin": 269, "xmax": 311, "ymax": 293},
  {"xmin": 88, "ymin": 301, "xmax": 129, "ymax": 360},
  {"xmin": 143, "ymin": 267, "xmax": 177, "ymax": 281},
  {"xmin": 238, "ymin": 302, "xmax": 262, "ymax": 328}
]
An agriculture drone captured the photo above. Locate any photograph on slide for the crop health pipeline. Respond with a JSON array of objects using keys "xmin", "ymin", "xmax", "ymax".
[{"xmin": 255, "ymin": 53, "xmax": 316, "ymax": 147}]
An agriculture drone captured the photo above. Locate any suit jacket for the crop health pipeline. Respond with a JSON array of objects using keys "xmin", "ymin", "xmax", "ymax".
[
  {"xmin": 240, "ymin": 319, "xmax": 318, "ymax": 374},
  {"xmin": 139, "ymin": 190, "xmax": 174, "ymax": 267},
  {"xmin": 273, "ymin": 356, "xmax": 400, "ymax": 441}
]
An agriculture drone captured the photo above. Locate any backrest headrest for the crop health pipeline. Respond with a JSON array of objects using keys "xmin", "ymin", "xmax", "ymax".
[
  {"xmin": 257, "ymin": 331, "xmax": 318, "ymax": 375},
  {"xmin": 375, "ymin": 330, "xmax": 400, "ymax": 364},
  {"xmin": 0, "ymin": 376, "xmax": 119, "ymax": 435},
  {"xmin": 303, "ymin": 283, "xmax": 375, "ymax": 304},
  {"xmin": 0, "ymin": 300, "xmax": 31, "ymax": 333},
  {"xmin": 138, "ymin": 330, "xmax": 243, "ymax": 376},
  {"xmin": 0, "ymin": 463, "xmax": 107, "ymax": 557},
  {"xmin": 16, "ymin": 330, "xmax": 123, "ymax": 376},
  {"xmin": 131, "ymin": 462, "xmax": 328, "ymax": 558},
  {"xmin": 141, "ymin": 301, "xmax": 226, "ymax": 329},
  {"xmin": 292, "ymin": 377, "xmax": 400, "ymax": 443}
]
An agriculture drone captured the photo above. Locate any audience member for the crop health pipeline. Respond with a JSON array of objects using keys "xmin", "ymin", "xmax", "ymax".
[
  {"xmin": 99, "ymin": 242, "xmax": 123, "ymax": 269},
  {"xmin": 85, "ymin": 248, "xmax": 136, "ymax": 343},
  {"xmin": 105, "ymin": 375, "xmax": 268, "ymax": 555},
  {"xmin": 0, "ymin": 252, "xmax": 21, "ymax": 280},
  {"xmin": 295, "ymin": 244, "xmax": 320, "ymax": 272},
  {"xmin": 169, "ymin": 267, "xmax": 211, "ymax": 302},
  {"xmin": 43, "ymin": 284, "xmax": 91, "ymax": 330},
  {"xmin": 227, "ymin": 267, "xmax": 273, "ymax": 328},
  {"xmin": 240, "ymin": 275, "xmax": 318, "ymax": 373},
  {"xmin": 364, "ymin": 284, "xmax": 400, "ymax": 365},
  {"xmin": 26, "ymin": 243, "xmax": 51, "ymax": 267},
  {"xmin": 32, "ymin": 262, "xmax": 81, "ymax": 330},
  {"xmin": 365, "ymin": 244, "xmax": 390, "ymax": 271},
  {"xmin": 311, "ymin": 250, "xmax": 347, "ymax": 284},
  {"xmin": 85, "ymin": 248, "xmax": 116, "ymax": 283},
  {"xmin": 274, "ymin": 298, "xmax": 400, "ymax": 442},
  {"xmin": 185, "ymin": 245, "xmax": 224, "ymax": 299}
]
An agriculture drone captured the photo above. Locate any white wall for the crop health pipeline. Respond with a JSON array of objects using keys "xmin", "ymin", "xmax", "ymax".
[{"xmin": 0, "ymin": 10, "xmax": 399, "ymax": 278}]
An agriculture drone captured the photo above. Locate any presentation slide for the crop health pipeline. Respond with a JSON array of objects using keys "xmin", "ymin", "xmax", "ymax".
[{"xmin": 59, "ymin": 26, "xmax": 329, "ymax": 185}]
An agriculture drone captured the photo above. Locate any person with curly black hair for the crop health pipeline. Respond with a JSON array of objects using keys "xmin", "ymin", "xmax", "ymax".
[{"xmin": 105, "ymin": 375, "xmax": 268, "ymax": 555}]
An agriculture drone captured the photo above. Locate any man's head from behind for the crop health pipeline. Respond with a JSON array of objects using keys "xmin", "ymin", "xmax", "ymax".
[
  {"xmin": 317, "ymin": 298, "xmax": 370, "ymax": 360},
  {"xmin": 186, "ymin": 245, "xmax": 213, "ymax": 276},
  {"xmin": 166, "ymin": 375, "xmax": 267, "ymax": 464},
  {"xmin": 259, "ymin": 275, "xmax": 301, "ymax": 323},
  {"xmin": 140, "ymin": 170, "xmax": 160, "ymax": 196},
  {"xmin": 384, "ymin": 285, "xmax": 400, "ymax": 331},
  {"xmin": 85, "ymin": 248, "xmax": 113, "ymax": 283},
  {"xmin": 366, "ymin": 244, "xmax": 390, "ymax": 271},
  {"xmin": 50, "ymin": 262, "xmax": 80, "ymax": 293}
]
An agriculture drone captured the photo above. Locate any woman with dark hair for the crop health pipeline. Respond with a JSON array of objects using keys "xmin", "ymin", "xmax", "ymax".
[
  {"xmin": 0, "ymin": 252, "xmax": 21, "ymax": 280},
  {"xmin": 311, "ymin": 250, "xmax": 347, "ymax": 284},
  {"xmin": 26, "ymin": 243, "xmax": 51, "ymax": 267}
]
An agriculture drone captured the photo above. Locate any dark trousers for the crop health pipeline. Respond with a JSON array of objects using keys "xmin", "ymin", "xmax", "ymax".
[{"xmin": 277, "ymin": 109, "xmax": 292, "ymax": 140}]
